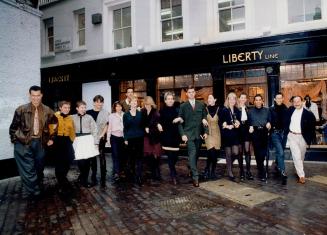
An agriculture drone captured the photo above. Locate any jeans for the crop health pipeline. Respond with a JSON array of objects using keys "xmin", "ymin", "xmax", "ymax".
[
  {"xmin": 271, "ymin": 131, "xmax": 286, "ymax": 172},
  {"xmin": 14, "ymin": 139, "xmax": 45, "ymax": 196}
]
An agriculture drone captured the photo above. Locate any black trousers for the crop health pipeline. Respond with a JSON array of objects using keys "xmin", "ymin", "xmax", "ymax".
[
  {"xmin": 126, "ymin": 137, "xmax": 143, "ymax": 179},
  {"xmin": 54, "ymin": 136, "xmax": 74, "ymax": 186},
  {"xmin": 252, "ymin": 128, "xmax": 269, "ymax": 177}
]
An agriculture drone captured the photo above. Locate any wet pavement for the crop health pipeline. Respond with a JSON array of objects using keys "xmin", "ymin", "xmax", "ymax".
[{"xmin": 0, "ymin": 155, "xmax": 326, "ymax": 235}]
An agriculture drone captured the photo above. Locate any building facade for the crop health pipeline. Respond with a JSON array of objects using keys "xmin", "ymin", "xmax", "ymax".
[
  {"xmin": 40, "ymin": 0, "xmax": 327, "ymax": 156},
  {"xmin": 0, "ymin": 0, "xmax": 42, "ymax": 178}
]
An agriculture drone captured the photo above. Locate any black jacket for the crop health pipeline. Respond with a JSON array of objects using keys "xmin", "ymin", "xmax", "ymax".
[
  {"xmin": 284, "ymin": 107, "xmax": 316, "ymax": 145},
  {"xmin": 269, "ymin": 103, "xmax": 288, "ymax": 130}
]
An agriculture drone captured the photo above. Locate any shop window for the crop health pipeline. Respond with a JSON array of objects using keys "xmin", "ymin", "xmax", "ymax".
[
  {"xmin": 74, "ymin": 9, "xmax": 85, "ymax": 48},
  {"xmin": 280, "ymin": 62, "xmax": 327, "ymax": 146},
  {"xmin": 113, "ymin": 6, "xmax": 132, "ymax": 49},
  {"xmin": 225, "ymin": 68, "xmax": 267, "ymax": 106},
  {"xmin": 288, "ymin": 0, "xmax": 322, "ymax": 24},
  {"xmin": 44, "ymin": 18, "xmax": 54, "ymax": 54},
  {"xmin": 157, "ymin": 73, "xmax": 213, "ymax": 108},
  {"xmin": 120, "ymin": 79, "xmax": 146, "ymax": 106},
  {"xmin": 161, "ymin": 0, "xmax": 183, "ymax": 42},
  {"xmin": 218, "ymin": 0, "xmax": 245, "ymax": 32}
]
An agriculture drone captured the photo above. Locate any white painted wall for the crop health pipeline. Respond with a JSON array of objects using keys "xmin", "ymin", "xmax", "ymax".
[
  {"xmin": 0, "ymin": 0, "xmax": 42, "ymax": 160},
  {"xmin": 41, "ymin": 0, "xmax": 327, "ymax": 67}
]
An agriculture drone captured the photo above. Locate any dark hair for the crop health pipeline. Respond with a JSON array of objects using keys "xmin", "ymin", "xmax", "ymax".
[
  {"xmin": 112, "ymin": 101, "xmax": 122, "ymax": 113},
  {"xmin": 275, "ymin": 92, "xmax": 283, "ymax": 98},
  {"xmin": 58, "ymin": 100, "xmax": 71, "ymax": 108},
  {"xmin": 76, "ymin": 100, "xmax": 87, "ymax": 107},
  {"xmin": 254, "ymin": 94, "xmax": 263, "ymax": 100},
  {"xmin": 239, "ymin": 92, "xmax": 247, "ymax": 98},
  {"xmin": 29, "ymin": 85, "xmax": 42, "ymax": 94},
  {"xmin": 93, "ymin": 95, "xmax": 104, "ymax": 103},
  {"xmin": 293, "ymin": 95, "xmax": 303, "ymax": 101},
  {"xmin": 186, "ymin": 85, "xmax": 195, "ymax": 91}
]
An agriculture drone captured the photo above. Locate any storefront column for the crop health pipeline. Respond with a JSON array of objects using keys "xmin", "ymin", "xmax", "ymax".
[
  {"xmin": 266, "ymin": 64, "xmax": 280, "ymax": 107},
  {"xmin": 212, "ymin": 69, "xmax": 225, "ymax": 106},
  {"xmin": 145, "ymin": 77, "xmax": 157, "ymax": 103},
  {"xmin": 109, "ymin": 79, "xmax": 120, "ymax": 103}
]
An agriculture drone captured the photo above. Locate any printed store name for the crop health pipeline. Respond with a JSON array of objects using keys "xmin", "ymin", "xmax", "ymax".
[
  {"xmin": 48, "ymin": 75, "xmax": 70, "ymax": 84},
  {"xmin": 222, "ymin": 50, "xmax": 279, "ymax": 64}
]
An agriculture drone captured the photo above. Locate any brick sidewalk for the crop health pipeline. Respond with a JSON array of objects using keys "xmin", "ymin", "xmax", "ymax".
[{"xmin": 0, "ymin": 155, "xmax": 326, "ymax": 234}]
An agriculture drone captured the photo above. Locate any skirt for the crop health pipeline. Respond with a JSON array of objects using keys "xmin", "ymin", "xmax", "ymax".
[
  {"xmin": 73, "ymin": 135, "xmax": 99, "ymax": 160},
  {"xmin": 144, "ymin": 136, "xmax": 162, "ymax": 156}
]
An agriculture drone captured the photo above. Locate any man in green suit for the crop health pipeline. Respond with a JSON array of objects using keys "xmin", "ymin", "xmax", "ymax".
[{"xmin": 178, "ymin": 86, "xmax": 209, "ymax": 187}]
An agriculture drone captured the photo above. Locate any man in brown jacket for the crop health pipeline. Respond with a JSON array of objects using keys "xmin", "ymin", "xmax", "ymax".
[{"xmin": 9, "ymin": 86, "xmax": 57, "ymax": 200}]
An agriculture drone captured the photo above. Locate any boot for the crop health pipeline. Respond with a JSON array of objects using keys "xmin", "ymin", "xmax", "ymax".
[
  {"xmin": 245, "ymin": 154, "xmax": 254, "ymax": 180},
  {"xmin": 226, "ymin": 155, "xmax": 234, "ymax": 180},
  {"xmin": 238, "ymin": 155, "xmax": 245, "ymax": 181}
]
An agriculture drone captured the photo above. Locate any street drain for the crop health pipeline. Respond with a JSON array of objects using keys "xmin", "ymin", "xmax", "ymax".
[{"xmin": 157, "ymin": 195, "xmax": 216, "ymax": 217}]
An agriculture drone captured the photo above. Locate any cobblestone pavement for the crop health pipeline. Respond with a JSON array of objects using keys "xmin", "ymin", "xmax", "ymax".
[{"xmin": 0, "ymin": 155, "xmax": 326, "ymax": 235}]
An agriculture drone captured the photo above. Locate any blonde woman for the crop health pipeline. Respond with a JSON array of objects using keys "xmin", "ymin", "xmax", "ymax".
[
  {"xmin": 123, "ymin": 95, "xmax": 144, "ymax": 186},
  {"xmin": 220, "ymin": 92, "xmax": 242, "ymax": 181},
  {"xmin": 142, "ymin": 96, "xmax": 162, "ymax": 181}
]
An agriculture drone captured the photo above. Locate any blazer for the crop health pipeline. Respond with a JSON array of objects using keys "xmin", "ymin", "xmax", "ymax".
[
  {"xmin": 178, "ymin": 100, "xmax": 209, "ymax": 140},
  {"xmin": 284, "ymin": 107, "xmax": 316, "ymax": 145}
]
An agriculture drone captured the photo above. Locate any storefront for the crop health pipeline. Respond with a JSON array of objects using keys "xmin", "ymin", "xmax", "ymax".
[{"xmin": 41, "ymin": 28, "xmax": 327, "ymax": 157}]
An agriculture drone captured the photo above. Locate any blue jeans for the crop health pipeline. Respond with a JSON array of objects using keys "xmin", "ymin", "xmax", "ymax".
[
  {"xmin": 271, "ymin": 131, "xmax": 286, "ymax": 172},
  {"xmin": 14, "ymin": 139, "xmax": 45, "ymax": 196}
]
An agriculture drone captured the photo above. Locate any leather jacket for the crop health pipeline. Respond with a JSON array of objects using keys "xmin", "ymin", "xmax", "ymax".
[{"xmin": 9, "ymin": 103, "xmax": 57, "ymax": 146}]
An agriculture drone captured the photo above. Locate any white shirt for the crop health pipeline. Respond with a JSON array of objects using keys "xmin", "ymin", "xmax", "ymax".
[
  {"xmin": 240, "ymin": 106, "xmax": 248, "ymax": 121},
  {"xmin": 189, "ymin": 99, "xmax": 195, "ymax": 107},
  {"xmin": 304, "ymin": 101, "xmax": 319, "ymax": 121},
  {"xmin": 290, "ymin": 107, "xmax": 303, "ymax": 133}
]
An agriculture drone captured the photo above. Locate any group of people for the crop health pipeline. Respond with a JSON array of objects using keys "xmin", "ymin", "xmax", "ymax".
[{"xmin": 9, "ymin": 85, "xmax": 316, "ymax": 200}]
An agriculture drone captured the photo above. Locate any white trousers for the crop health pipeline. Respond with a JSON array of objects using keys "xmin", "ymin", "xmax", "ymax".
[{"xmin": 287, "ymin": 132, "xmax": 307, "ymax": 178}]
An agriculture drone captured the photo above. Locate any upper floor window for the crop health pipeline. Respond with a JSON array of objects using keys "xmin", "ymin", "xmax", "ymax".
[
  {"xmin": 74, "ymin": 9, "xmax": 85, "ymax": 48},
  {"xmin": 160, "ymin": 0, "xmax": 183, "ymax": 42},
  {"xmin": 113, "ymin": 6, "xmax": 132, "ymax": 49},
  {"xmin": 288, "ymin": 0, "xmax": 322, "ymax": 23},
  {"xmin": 218, "ymin": 0, "xmax": 245, "ymax": 32},
  {"xmin": 44, "ymin": 18, "xmax": 54, "ymax": 53}
]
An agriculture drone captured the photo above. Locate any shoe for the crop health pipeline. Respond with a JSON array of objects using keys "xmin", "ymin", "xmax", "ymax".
[
  {"xmin": 260, "ymin": 177, "xmax": 267, "ymax": 182},
  {"xmin": 240, "ymin": 173, "xmax": 245, "ymax": 181},
  {"xmin": 192, "ymin": 180, "xmax": 199, "ymax": 187},
  {"xmin": 298, "ymin": 177, "xmax": 305, "ymax": 184},
  {"xmin": 246, "ymin": 172, "xmax": 254, "ymax": 180},
  {"xmin": 228, "ymin": 175, "xmax": 236, "ymax": 182},
  {"xmin": 203, "ymin": 168, "xmax": 210, "ymax": 180},
  {"xmin": 90, "ymin": 181, "xmax": 98, "ymax": 187},
  {"xmin": 136, "ymin": 177, "xmax": 143, "ymax": 187},
  {"xmin": 171, "ymin": 177, "xmax": 177, "ymax": 185}
]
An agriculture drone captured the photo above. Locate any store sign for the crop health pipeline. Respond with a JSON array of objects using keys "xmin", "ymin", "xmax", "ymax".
[
  {"xmin": 55, "ymin": 38, "xmax": 71, "ymax": 52},
  {"xmin": 222, "ymin": 50, "xmax": 279, "ymax": 64},
  {"xmin": 48, "ymin": 74, "xmax": 70, "ymax": 84}
]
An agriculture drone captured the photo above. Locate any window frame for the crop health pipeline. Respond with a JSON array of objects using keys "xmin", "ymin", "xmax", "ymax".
[
  {"xmin": 43, "ymin": 18, "xmax": 54, "ymax": 55},
  {"xmin": 217, "ymin": 0, "xmax": 246, "ymax": 33},
  {"xmin": 73, "ymin": 8, "xmax": 86, "ymax": 49},
  {"xmin": 112, "ymin": 6, "xmax": 132, "ymax": 50},
  {"xmin": 287, "ymin": 0, "xmax": 323, "ymax": 24}
]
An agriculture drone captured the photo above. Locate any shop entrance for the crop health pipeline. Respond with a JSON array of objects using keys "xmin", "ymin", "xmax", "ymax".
[{"xmin": 224, "ymin": 68, "xmax": 268, "ymax": 106}]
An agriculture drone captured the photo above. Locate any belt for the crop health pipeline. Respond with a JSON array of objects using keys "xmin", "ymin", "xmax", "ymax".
[{"xmin": 289, "ymin": 130, "xmax": 302, "ymax": 135}]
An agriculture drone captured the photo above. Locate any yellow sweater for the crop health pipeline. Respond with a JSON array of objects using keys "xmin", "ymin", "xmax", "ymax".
[{"xmin": 50, "ymin": 112, "xmax": 76, "ymax": 142}]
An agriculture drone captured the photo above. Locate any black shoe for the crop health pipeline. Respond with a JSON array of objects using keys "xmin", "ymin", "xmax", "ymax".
[
  {"xmin": 240, "ymin": 173, "xmax": 245, "ymax": 181},
  {"xmin": 260, "ymin": 176, "xmax": 267, "ymax": 182},
  {"xmin": 246, "ymin": 172, "xmax": 254, "ymax": 180},
  {"xmin": 228, "ymin": 175, "xmax": 236, "ymax": 182},
  {"xmin": 192, "ymin": 179, "xmax": 199, "ymax": 187}
]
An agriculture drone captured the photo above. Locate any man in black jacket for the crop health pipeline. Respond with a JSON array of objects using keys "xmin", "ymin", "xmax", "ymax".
[
  {"xmin": 269, "ymin": 92, "xmax": 288, "ymax": 183},
  {"xmin": 285, "ymin": 96, "xmax": 316, "ymax": 184}
]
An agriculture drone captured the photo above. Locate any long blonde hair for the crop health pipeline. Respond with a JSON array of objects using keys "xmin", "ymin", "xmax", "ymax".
[
  {"xmin": 143, "ymin": 96, "xmax": 157, "ymax": 109},
  {"xmin": 224, "ymin": 92, "xmax": 238, "ymax": 109}
]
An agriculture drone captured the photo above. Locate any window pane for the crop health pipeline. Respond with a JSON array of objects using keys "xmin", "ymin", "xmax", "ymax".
[
  {"xmin": 122, "ymin": 7, "xmax": 131, "ymax": 27},
  {"xmin": 48, "ymin": 37, "xmax": 54, "ymax": 52},
  {"xmin": 305, "ymin": 0, "xmax": 321, "ymax": 21},
  {"xmin": 48, "ymin": 26, "xmax": 53, "ymax": 37},
  {"xmin": 172, "ymin": 18, "xmax": 183, "ymax": 40},
  {"xmin": 219, "ymin": 9, "xmax": 231, "ymax": 32},
  {"xmin": 172, "ymin": 0, "xmax": 182, "ymax": 17},
  {"xmin": 113, "ymin": 9, "xmax": 121, "ymax": 29},
  {"xmin": 161, "ymin": 0, "xmax": 171, "ymax": 20},
  {"xmin": 194, "ymin": 73, "xmax": 213, "ymax": 87},
  {"xmin": 175, "ymin": 75, "xmax": 193, "ymax": 88},
  {"xmin": 233, "ymin": 23, "xmax": 245, "ymax": 31},
  {"xmin": 233, "ymin": 6, "xmax": 245, "ymax": 21},
  {"xmin": 232, "ymin": 0, "xmax": 244, "ymax": 6},
  {"xmin": 79, "ymin": 29, "xmax": 85, "ymax": 46},
  {"xmin": 162, "ymin": 20, "xmax": 172, "ymax": 42},
  {"xmin": 114, "ymin": 30, "xmax": 123, "ymax": 49},
  {"xmin": 218, "ymin": 1, "xmax": 230, "ymax": 8},
  {"xmin": 78, "ymin": 13, "xmax": 85, "ymax": 30},
  {"xmin": 288, "ymin": 0, "xmax": 304, "ymax": 23},
  {"xmin": 123, "ymin": 28, "xmax": 132, "ymax": 48},
  {"xmin": 158, "ymin": 76, "xmax": 174, "ymax": 89},
  {"xmin": 134, "ymin": 79, "xmax": 146, "ymax": 91}
]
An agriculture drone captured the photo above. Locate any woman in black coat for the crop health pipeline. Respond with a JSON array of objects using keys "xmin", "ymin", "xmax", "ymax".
[
  {"xmin": 158, "ymin": 92, "xmax": 183, "ymax": 185},
  {"xmin": 220, "ymin": 92, "xmax": 242, "ymax": 181}
]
